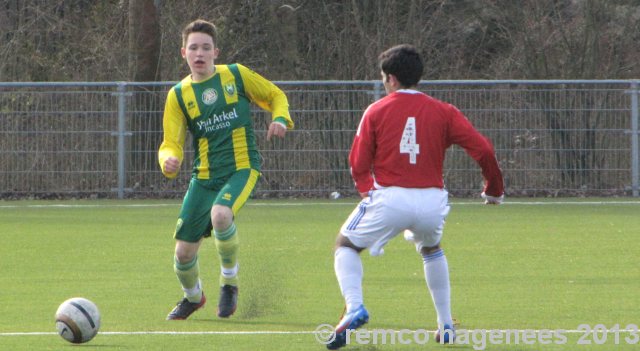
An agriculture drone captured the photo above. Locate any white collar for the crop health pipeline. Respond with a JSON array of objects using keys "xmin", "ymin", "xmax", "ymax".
[{"xmin": 396, "ymin": 89, "xmax": 421, "ymax": 94}]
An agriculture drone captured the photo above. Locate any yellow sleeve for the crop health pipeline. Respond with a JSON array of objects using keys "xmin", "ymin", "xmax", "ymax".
[
  {"xmin": 237, "ymin": 64, "xmax": 294, "ymax": 129},
  {"xmin": 158, "ymin": 88, "xmax": 187, "ymax": 179}
]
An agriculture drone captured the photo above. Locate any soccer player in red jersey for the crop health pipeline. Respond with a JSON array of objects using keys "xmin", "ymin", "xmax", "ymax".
[{"xmin": 326, "ymin": 44, "xmax": 504, "ymax": 349}]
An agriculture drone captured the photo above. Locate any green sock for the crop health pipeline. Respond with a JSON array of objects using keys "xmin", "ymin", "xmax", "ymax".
[
  {"xmin": 174, "ymin": 256, "xmax": 202, "ymax": 303},
  {"xmin": 214, "ymin": 223, "xmax": 239, "ymax": 287}
]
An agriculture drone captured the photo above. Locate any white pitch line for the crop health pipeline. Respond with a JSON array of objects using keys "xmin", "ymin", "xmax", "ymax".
[
  {"xmin": 0, "ymin": 331, "xmax": 310, "ymax": 336},
  {"xmin": 0, "ymin": 203, "xmax": 179, "ymax": 209},
  {"xmin": 0, "ymin": 201, "xmax": 639, "ymax": 209},
  {"xmin": 452, "ymin": 201, "xmax": 640, "ymax": 205},
  {"xmin": 1, "ymin": 329, "xmax": 637, "ymax": 336},
  {"xmin": 254, "ymin": 201, "xmax": 640, "ymax": 206}
]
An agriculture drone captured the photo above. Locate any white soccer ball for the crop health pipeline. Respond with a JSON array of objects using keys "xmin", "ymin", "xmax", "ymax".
[
  {"xmin": 330, "ymin": 191, "xmax": 341, "ymax": 200},
  {"xmin": 55, "ymin": 297, "xmax": 101, "ymax": 344}
]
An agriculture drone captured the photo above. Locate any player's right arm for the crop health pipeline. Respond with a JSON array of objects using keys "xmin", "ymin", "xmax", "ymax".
[
  {"xmin": 158, "ymin": 88, "xmax": 187, "ymax": 179},
  {"xmin": 349, "ymin": 105, "xmax": 376, "ymax": 194}
]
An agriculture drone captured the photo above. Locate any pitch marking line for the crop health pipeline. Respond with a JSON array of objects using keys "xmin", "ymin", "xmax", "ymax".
[
  {"xmin": 0, "ymin": 331, "xmax": 310, "ymax": 336},
  {"xmin": 1, "ymin": 201, "xmax": 640, "ymax": 209},
  {"xmin": 1, "ymin": 329, "xmax": 637, "ymax": 336}
]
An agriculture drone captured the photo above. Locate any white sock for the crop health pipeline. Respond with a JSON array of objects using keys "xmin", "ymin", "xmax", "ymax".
[
  {"xmin": 423, "ymin": 249, "xmax": 453, "ymax": 326},
  {"xmin": 221, "ymin": 264, "xmax": 239, "ymax": 279},
  {"xmin": 334, "ymin": 246, "xmax": 363, "ymax": 313},
  {"xmin": 182, "ymin": 279, "xmax": 202, "ymax": 299}
]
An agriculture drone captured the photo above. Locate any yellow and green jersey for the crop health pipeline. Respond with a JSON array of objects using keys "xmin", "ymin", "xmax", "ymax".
[{"xmin": 159, "ymin": 63, "xmax": 293, "ymax": 180}]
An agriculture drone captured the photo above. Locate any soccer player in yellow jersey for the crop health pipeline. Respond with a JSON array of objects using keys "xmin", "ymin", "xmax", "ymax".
[{"xmin": 159, "ymin": 19, "xmax": 293, "ymax": 320}]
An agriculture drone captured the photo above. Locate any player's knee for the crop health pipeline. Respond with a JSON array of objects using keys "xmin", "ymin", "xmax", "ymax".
[
  {"xmin": 211, "ymin": 205, "xmax": 233, "ymax": 230},
  {"xmin": 174, "ymin": 240, "xmax": 199, "ymax": 264},
  {"xmin": 175, "ymin": 248, "xmax": 196, "ymax": 264},
  {"xmin": 420, "ymin": 243, "xmax": 441, "ymax": 256}
]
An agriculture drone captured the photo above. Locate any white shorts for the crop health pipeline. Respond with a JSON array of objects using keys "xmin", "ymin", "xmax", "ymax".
[{"xmin": 340, "ymin": 187, "xmax": 450, "ymax": 256}]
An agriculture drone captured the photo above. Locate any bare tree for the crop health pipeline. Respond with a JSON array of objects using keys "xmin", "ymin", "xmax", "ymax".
[
  {"xmin": 481, "ymin": 0, "xmax": 640, "ymax": 189},
  {"xmin": 266, "ymin": 1, "xmax": 301, "ymax": 80},
  {"xmin": 128, "ymin": 0, "xmax": 161, "ymax": 81},
  {"xmin": 127, "ymin": 0, "xmax": 162, "ymax": 189}
]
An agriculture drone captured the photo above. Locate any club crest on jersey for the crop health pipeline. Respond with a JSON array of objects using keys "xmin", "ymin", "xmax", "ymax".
[
  {"xmin": 224, "ymin": 83, "xmax": 236, "ymax": 96},
  {"xmin": 202, "ymin": 88, "xmax": 218, "ymax": 105}
]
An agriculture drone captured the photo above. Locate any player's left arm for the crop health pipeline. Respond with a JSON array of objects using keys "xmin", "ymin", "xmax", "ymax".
[
  {"xmin": 237, "ymin": 64, "xmax": 293, "ymax": 140},
  {"xmin": 446, "ymin": 104, "xmax": 504, "ymax": 203}
]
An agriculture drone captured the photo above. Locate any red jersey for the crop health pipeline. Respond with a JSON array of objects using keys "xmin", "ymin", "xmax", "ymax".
[{"xmin": 350, "ymin": 90, "xmax": 504, "ymax": 196}]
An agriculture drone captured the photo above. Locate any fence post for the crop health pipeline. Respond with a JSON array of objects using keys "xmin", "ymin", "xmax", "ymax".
[
  {"xmin": 373, "ymin": 81, "xmax": 382, "ymax": 101},
  {"xmin": 112, "ymin": 82, "xmax": 132, "ymax": 199},
  {"xmin": 631, "ymin": 81, "xmax": 639, "ymax": 197}
]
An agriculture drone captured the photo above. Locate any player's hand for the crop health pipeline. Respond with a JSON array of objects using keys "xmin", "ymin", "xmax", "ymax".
[
  {"xmin": 164, "ymin": 156, "xmax": 180, "ymax": 174},
  {"xmin": 267, "ymin": 122, "xmax": 287, "ymax": 141},
  {"xmin": 481, "ymin": 192, "xmax": 504, "ymax": 205}
]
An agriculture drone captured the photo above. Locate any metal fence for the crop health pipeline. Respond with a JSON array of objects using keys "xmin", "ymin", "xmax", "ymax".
[{"xmin": 1, "ymin": 80, "xmax": 638, "ymax": 199}]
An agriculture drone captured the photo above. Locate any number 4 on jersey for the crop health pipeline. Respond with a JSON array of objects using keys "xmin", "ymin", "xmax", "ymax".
[{"xmin": 399, "ymin": 117, "xmax": 420, "ymax": 164}]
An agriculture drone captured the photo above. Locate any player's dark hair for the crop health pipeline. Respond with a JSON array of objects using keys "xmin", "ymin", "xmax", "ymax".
[
  {"xmin": 378, "ymin": 44, "xmax": 423, "ymax": 88},
  {"xmin": 182, "ymin": 19, "xmax": 217, "ymax": 47}
]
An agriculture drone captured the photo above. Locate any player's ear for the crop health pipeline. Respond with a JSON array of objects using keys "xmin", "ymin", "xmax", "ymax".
[
  {"xmin": 381, "ymin": 71, "xmax": 389, "ymax": 83},
  {"xmin": 388, "ymin": 74, "xmax": 400, "ymax": 87},
  {"xmin": 180, "ymin": 47, "xmax": 187, "ymax": 59}
]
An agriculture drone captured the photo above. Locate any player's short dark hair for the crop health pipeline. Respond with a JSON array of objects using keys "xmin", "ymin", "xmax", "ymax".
[
  {"xmin": 378, "ymin": 44, "xmax": 423, "ymax": 88},
  {"xmin": 182, "ymin": 19, "xmax": 217, "ymax": 47}
]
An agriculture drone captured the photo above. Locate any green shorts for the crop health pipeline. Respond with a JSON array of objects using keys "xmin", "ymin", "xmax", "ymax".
[{"xmin": 173, "ymin": 168, "xmax": 261, "ymax": 242}]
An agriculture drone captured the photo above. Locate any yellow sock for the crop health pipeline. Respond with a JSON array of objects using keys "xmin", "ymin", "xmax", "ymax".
[
  {"xmin": 174, "ymin": 256, "xmax": 202, "ymax": 303},
  {"xmin": 214, "ymin": 223, "xmax": 239, "ymax": 286}
]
